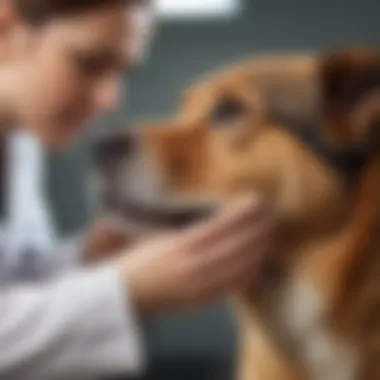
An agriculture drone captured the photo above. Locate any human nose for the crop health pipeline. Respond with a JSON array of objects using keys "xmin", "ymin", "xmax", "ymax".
[{"xmin": 93, "ymin": 75, "xmax": 122, "ymax": 114}]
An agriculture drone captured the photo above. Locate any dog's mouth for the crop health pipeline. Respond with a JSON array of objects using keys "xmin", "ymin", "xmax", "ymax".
[{"xmin": 104, "ymin": 194, "xmax": 217, "ymax": 229}]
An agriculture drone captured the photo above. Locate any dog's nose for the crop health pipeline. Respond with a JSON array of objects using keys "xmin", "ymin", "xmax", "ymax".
[{"xmin": 92, "ymin": 131, "xmax": 136, "ymax": 171}]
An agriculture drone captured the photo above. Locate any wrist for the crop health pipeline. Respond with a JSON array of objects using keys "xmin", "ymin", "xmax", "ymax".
[{"xmin": 120, "ymin": 256, "xmax": 156, "ymax": 318}]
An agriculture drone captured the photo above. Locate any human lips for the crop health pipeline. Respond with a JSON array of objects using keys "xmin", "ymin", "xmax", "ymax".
[{"xmin": 61, "ymin": 110, "xmax": 91, "ymax": 133}]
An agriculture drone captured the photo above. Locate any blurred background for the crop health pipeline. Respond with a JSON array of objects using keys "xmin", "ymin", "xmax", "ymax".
[{"xmin": 46, "ymin": 0, "xmax": 379, "ymax": 379}]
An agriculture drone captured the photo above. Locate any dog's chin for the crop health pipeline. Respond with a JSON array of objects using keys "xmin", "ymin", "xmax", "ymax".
[{"xmin": 104, "ymin": 194, "xmax": 218, "ymax": 229}]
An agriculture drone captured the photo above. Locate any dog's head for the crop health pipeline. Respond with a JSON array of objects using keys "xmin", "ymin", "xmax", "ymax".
[{"xmin": 93, "ymin": 47, "xmax": 380, "ymax": 232}]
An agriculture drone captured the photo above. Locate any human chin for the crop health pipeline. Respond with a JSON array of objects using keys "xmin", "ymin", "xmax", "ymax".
[
  {"xmin": 41, "ymin": 122, "xmax": 84, "ymax": 150},
  {"xmin": 58, "ymin": 111, "xmax": 91, "ymax": 139}
]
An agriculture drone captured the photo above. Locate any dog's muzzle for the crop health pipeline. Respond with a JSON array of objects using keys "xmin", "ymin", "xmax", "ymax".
[{"xmin": 92, "ymin": 129, "xmax": 137, "ymax": 175}]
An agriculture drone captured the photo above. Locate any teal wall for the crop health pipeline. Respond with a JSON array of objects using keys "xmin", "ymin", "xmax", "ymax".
[{"xmin": 46, "ymin": 0, "xmax": 380, "ymax": 377}]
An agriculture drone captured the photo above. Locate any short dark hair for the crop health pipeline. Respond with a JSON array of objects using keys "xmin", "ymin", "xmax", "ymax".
[{"xmin": 15, "ymin": 0, "xmax": 146, "ymax": 25}]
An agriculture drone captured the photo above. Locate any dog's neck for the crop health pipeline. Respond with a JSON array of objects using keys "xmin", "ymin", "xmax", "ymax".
[{"xmin": 241, "ymin": 156, "xmax": 380, "ymax": 379}]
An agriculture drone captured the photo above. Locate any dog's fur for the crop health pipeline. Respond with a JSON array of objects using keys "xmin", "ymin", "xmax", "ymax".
[{"xmin": 94, "ymin": 47, "xmax": 380, "ymax": 379}]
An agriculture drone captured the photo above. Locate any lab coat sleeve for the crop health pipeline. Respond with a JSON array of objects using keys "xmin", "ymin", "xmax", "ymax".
[{"xmin": 0, "ymin": 261, "xmax": 146, "ymax": 380}]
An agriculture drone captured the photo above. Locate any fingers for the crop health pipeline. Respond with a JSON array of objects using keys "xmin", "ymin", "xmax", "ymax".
[
  {"xmin": 186, "ymin": 194, "xmax": 266, "ymax": 244},
  {"xmin": 186, "ymin": 251, "xmax": 265, "ymax": 307},
  {"xmin": 190, "ymin": 241, "xmax": 271, "ymax": 306},
  {"xmin": 177, "ymin": 194, "xmax": 275, "ymax": 306},
  {"xmin": 208, "ymin": 232, "xmax": 272, "ymax": 289},
  {"xmin": 184, "ymin": 218, "xmax": 274, "ymax": 306},
  {"xmin": 196, "ymin": 213, "xmax": 274, "ymax": 270}
]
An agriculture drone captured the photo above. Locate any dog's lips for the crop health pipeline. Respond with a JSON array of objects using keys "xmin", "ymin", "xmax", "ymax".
[{"xmin": 105, "ymin": 195, "xmax": 217, "ymax": 229}]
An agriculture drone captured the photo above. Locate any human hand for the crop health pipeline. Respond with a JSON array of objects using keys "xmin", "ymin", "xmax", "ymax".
[
  {"xmin": 119, "ymin": 195, "xmax": 275, "ymax": 315},
  {"xmin": 83, "ymin": 218, "xmax": 136, "ymax": 263}
]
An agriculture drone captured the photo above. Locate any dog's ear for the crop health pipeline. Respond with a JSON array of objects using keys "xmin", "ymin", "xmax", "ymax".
[{"xmin": 319, "ymin": 47, "xmax": 380, "ymax": 144}]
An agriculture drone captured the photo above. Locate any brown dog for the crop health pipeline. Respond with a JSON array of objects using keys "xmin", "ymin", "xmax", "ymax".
[{"xmin": 93, "ymin": 47, "xmax": 380, "ymax": 380}]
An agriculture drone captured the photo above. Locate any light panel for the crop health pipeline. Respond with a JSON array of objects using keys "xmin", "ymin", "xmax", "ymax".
[{"xmin": 155, "ymin": 0, "xmax": 242, "ymax": 20}]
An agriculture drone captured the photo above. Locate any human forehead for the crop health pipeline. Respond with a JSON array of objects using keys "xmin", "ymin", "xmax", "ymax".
[{"xmin": 37, "ymin": 4, "xmax": 155, "ymax": 63}]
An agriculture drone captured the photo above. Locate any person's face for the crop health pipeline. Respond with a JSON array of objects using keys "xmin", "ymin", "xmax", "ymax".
[{"xmin": 9, "ymin": 3, "xmax": 154, "ymax": 149}]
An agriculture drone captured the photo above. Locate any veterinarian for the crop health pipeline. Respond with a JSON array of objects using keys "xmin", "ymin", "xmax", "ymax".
[{"xmin": 0, "ymin": 0, "xmax": 275, "ymax": 379}]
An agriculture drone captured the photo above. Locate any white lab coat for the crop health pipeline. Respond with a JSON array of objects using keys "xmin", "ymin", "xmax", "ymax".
[{"xmin": 0, "ymin": 131, "xmax": 145, "ymax": 380}]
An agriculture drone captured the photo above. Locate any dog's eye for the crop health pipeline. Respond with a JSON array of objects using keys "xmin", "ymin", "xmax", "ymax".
[{"xmin": 210, "ymin": 97, "xmax": 247, "ymax": 124}]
